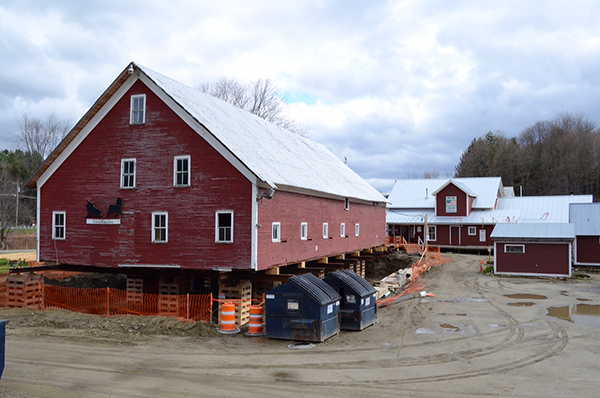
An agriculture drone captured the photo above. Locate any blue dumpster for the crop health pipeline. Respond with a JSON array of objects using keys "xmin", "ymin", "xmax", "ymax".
[
  {"xmin": 0, "ymin": 319, "xmax": 7, "ymax": 380},
  {"xmin": 323, "ymin": 270, "xmax": 378, "ymax": 330},
  {"xmin": 265, "ymin": 273, "xmax": 341, "ymax": 342}
]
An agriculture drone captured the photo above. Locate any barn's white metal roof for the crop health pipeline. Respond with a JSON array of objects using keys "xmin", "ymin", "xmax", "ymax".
[
  {"xmin": 491, "ymin": 223, "xmax": 575, "ymax": 240},
  {"xmin": 387, "ymin": 209, "xmax": 520, "ymax": 225},
  {"xmin": 387, "ymin": 177, "xmax": 502, "ymax": 210},
  {"xmin": 570, "ymin": 203, "xmax": 600, "ymax": 236},
  {"xmin": 496, "ymin": 195, "xmax": 593, "ymax": 223},
  {"xmin": 138, "ymin": 64, "xmax": 387, "ymax": 203}
]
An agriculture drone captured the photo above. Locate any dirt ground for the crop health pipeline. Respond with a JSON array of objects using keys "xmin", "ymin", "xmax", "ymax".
[{"xmin": 2, "ymin": 253, "xmax": 600, "ymax": 397}]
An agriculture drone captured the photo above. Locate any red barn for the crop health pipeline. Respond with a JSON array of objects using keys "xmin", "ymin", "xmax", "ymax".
[
  {"xmin": 26, "ymin": 62, "xmax": 387, "ymax": 298},
  {"xmin": 570, "ymin": 203, "xmax": 600, "ymax": 267}
]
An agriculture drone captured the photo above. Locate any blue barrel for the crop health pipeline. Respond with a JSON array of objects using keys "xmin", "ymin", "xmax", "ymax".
[{"xmin": 0, "ymin": 319, "xmax": 7, "ymax": 380}]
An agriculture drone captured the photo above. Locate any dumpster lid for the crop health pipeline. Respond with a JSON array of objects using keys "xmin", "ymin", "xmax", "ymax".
[
  {"xmin": 329, "ymin": 269, "xmax": 377, "ymax": 297},
  {"xmin": 290, "ymin": 273, "xmax": 341, "ymax": 305}
]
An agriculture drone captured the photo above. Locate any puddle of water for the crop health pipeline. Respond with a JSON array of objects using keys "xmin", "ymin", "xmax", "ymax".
[
  {"xmin": 507, "ymin": 302, "xmax": 536, "ymax": 307},
  {"xmin": 504, "ymin": 294, "xmax": 547, "ymax": 300},
  {"xmin": 560, "ymin": 291, "xmax": 569, "ymax": 297},
  {"xmin": 547, "ymin": 304, "xmax": 600, "ymax": 328},
  {"xmin": 440, "ymin": 323, "xmax": 460, "ymax": 332},
  {"xmin": 415, "ymin": 328, "xmax": 435, "ymax": 335},
  {"xmin": 436, "ymin": 313, "xmax": 468, "ymax": 317},
  {"xmin": 577, "ymin": 298, "xmax": 592, "ymax": 302}
]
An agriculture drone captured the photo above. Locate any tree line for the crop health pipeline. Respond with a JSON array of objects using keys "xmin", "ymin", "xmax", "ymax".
[{"xmin": 455, "ymin": 113, "xmax": 600, "ymax": 199}]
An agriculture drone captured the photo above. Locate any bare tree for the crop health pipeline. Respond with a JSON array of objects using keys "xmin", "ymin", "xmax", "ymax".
[
  {"xmin": 198, "ymin": 77, "xmax": 308, "ymax": 136},
  {"xmin": 15, "ymin": 112, "xmax": 71, "ymax": 168}
]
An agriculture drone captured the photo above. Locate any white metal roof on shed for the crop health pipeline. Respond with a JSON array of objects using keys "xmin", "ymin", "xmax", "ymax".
[
  {"xmin": 386, "ymin": 209, "xmax": 520, "ymax": 225},
  {"xmin": 138, "ymin": 64, "xmax": 387, "ymax": 204},
  {"xmin": 496, "ymin": 195, "xmax": 593, "ymax": 223},
  {"xmin": 491, "ymin": 223, "xmax": 575, "ymax": 240},
  {"xmin": 387, "ymin": 177, "xmax": 502, "ymax": 210},
  {"xmin": 570, "ymin": 203, "xmax": 600, "ymax": 236}
]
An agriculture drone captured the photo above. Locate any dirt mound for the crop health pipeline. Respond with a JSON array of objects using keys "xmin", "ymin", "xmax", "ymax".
[
  {"xmin": 44, "ymin": 272, "xmax": 127, "ymax": 289},
  {"xmin": 2, "ymin": 308, "xmax": 217, "ymax": 338},
  {"xmin": 366, "ymin": 250, "xmax": 419, "ymax": 282}
]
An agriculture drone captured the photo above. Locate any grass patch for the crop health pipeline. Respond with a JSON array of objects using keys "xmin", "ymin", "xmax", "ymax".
[{"xmin": 571, "ymin": 273, "xmax": 591, "ymax": 280}]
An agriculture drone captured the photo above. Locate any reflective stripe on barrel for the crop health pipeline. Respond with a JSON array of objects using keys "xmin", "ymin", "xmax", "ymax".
[
  {"xmin": 247, "ymin": 304, "xmax": 264, "ymax": 335},
  {"xmin": 220, "ymin": 302, "xmax": 236, "ymax": 331}
]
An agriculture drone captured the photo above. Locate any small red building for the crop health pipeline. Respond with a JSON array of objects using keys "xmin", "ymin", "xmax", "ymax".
[
  {"xmin": 570, "ymin": 203, "xmax": 600, "ymax": 267},
  {"xmin": 26, "ymin": 63, "xmax": 387, "ymax": 295},
  {"xmin": 490, "ymin": 223, "xmax": 574, "ymax": 277}
]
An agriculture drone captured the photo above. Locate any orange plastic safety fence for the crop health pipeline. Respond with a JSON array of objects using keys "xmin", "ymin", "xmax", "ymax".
[
  {"xmin": 30, "ymin": 285, "xmax": 213, "ymax": 323},
  {"xmin": 378, "ymin": 247, "xmax": 451, "ymax": 307}
]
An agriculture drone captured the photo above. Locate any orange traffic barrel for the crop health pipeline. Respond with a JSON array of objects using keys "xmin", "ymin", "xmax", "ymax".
[
  {"xmin": 219, "ymin": 302, "xmax": 240, "ymax": 334},
  {"xmin": 245, "ymin": 304, "xmax": 264, "ymax": 336}
]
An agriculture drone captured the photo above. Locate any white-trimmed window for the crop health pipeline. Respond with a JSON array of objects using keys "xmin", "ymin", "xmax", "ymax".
[
  {"xmin": 174, "ymin": 155, "xmax": 191, "ymax": 187},
  {"xmin": 323, "ymin": 223, "xmax": 329, "ymax": 239},
  {"xmin": 479, "ymin": 229, "xmax": 486, "ymax": 242},
  {"xmin": 215, "ymin": 211, "xmax": 233, "ymax": 243},
  {"xmin": 130, "ymin": 94, "xmax": 146, "ymax": 124},
  {"xmin": 272, "ymin": 222, "xmax": 281, "ymax": 242},
  {"xmin": 121, "ymin": 158, "xmax": 136, "ymax": 189},
  {"xmin": 341, "ymin": 223, "xmax": 346, "ymax": 237},
  {"xmin": 355, "ymin": 223, "xmax": 360, "ymax": 237},
  {"xmin": 428, "ymin": 225, "xmax": 436, "ymax": 241},
  {"xmin": 468, "ymin": 226, "xmax": 476, "ymax": 236},
  {"xmin": 301, "ymin": 222, "xmax": 308, "ymax": 240},
  {"xmin": 52, "ymin": 211, "xmax": 66, "ymax": 240},
  {"xmin": 152, "ymin": 212, "xmax": 168, "ymax": 243},
  {"xmin": 344, "ymin": 198, "xmax": 350, "ymax": 211},
  {"xmin": 505, "ymin": 244, "xmax": 524, "ymax": 254}
]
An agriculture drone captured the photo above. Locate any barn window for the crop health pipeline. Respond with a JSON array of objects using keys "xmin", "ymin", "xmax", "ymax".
[
  {"xmin": 468, "ymin": 226, "xmax": 476, "ymax": 236},
  {"xmin": 323, "ymin": 223, "xmax": 329, "ymax": 239},
  {"xmin": 300, "ymin": 222, "xmax": 308, "ymax": 240},
  {"xmin": 130, "ymin": 94, "xmax": 146, "ymax": 124},
  {"xmin": 341, "ymin": 223, "xmax": 346, "ymax": 237},
  {"xmin": 428, "ymin": 225, "xmax": 436, "ymax": 241},
  {"xmin": 479, "ymin": 229, "xmax": 486, "ymax": 242},
  {"xmin": 121, "ymin": 159, "xmax": 136, "ymax": 189},
  {"xmin": 174, "ymin": 155, "xmax": 191, "ymax": 187},
  {"xmin": 345, "ymin": 198, "xmax": 350, "ymax": 211},
  {"xmin": 52, "ymin": 211, "xmax": 66, "ymax": 240},
  {"xmin": 272, "ymin": 222, "xmax": 281, "ymax": 242},
  {"xmin": 446, "ymin": 196, "xmax": 457, "ymax": 213},
  {"xmin": 355, "ymin": 223, "xmax": 360, "ymax": 237},
  {"xmin": 215, "ymin": 211, "xmax": 233, "ymax": 243},
  {"xmin": 504, "ymin": 244, "xmax": 524, "ymax": 254},
  {"xmin": 152, "ymin": 212, "xmax": 168, "ymax": 243}
]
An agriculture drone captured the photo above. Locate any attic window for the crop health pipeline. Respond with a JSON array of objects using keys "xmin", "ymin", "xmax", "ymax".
[
  {"xmin": 272, "ymin": 222, "xmax": 281, "ymax": 243},
  {"xmin": 174, "ymin": 155, "xmax": 191, "ymax": 187},
  {"xmin": 446, "ymin": 196, "xmax": 457, "ymax": 213},
  {"xmin": 301, "ymin": 222, "xmax": 308, "ymax": 240},
  {"xmin": 344, "ymin": 198, "xmax": 350, "ymax": 211},
  {"xmin": 130, "ymin": 94, "xmax": 146, "ymax": 124}
]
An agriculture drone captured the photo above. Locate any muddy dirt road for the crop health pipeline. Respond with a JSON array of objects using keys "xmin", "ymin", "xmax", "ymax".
[{"xmin": 2, "ymin": 253, "xmax": 600, "ymax": 397}]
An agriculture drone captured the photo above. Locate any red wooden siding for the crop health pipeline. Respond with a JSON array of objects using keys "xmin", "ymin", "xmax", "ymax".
[
  {"xmin": 495, "ymin": 242, "xmax": 571, "ymax": 276},
  {"xmin": 256, "ymin": 190, "xmax": 386, "ymax": 270},
  {"xmin": 436, "ymin": 183, "xmax": 469, "ymax": 217},
  {"xmin": 39, "ymin": 80, "xmax": 253, "ymax": 270},
  {"xmin": 427, "ymin": 224, "xmax": 494, "ymax": 247},
  {"xmin": 576, "ymin": 236, "xmax": 600, "ymax": 264}
]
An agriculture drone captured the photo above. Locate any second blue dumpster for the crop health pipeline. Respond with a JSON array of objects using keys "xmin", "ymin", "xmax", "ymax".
[
  {"xmin": 323, "ymin": 269, "xmax": 378, "ymax": 331},
  {"xmin": 265, "ymin": 273, "xmax": 341, "ymax": 342}
]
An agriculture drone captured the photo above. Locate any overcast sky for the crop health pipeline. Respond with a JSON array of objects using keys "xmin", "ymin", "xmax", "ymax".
[{"xmin": 1, "ymin": 0, "xmax": 600, "ymax": 193}]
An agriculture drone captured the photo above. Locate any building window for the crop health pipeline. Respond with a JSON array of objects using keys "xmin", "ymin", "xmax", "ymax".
[
  {"xmin": 355, "ymin": 223, "xmax": 360, "ymax": 237},
  {"xmin": 121, "ymin": 159, "xmax": 136, "ymax": 189},
  {"xmin": 152, "ymin": 212, "xmax": 168, "ymax": 243},
  {"xmin": 341, "ymin": 223, "xmax": 346, "ymax": 237},
  {"xmin": 505, "ymin": 244, "xmax": 524, "ymax": 254},
  {"xmin": 446, "ymin": 196, "xmax": 457, "ymax": 213},
  {"xmin": 323, "ymin": 223, "xmax": 329, "ymax": 239},
  {"xmin": 174, "ymin": 155, "xmax": 191, "ymax": 187},
  {"xmin": 215, "ymin": 211, "xmax": 233, "ymax": 243},
  {"xmin": 479, "ymin": 229, "xmax": 486, "ymax": 242},
  {"xmin": 130, "ymin": 94, "xmax": 146, "ymax": 125},
  {"xmin": 52, "ymin": 211, "xmax": 66, "ymax": 240},
  {"xmin": 272, "ymin": 222, "xmax": 281, "ymax": 243},
  {"xmin": 428, "ymin": 225, "xmax": 436, "ymax": 241},
  {"xmin": 468, "ymin": 226, "xmax": 476, "ymax": 236},
  {"xmin": 301, "ymin": 222, "xmax": 308, "ymax": 240},
  {"xmin": 345, "ymin": 198, "xmax": 350, "ymax": 211}
]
